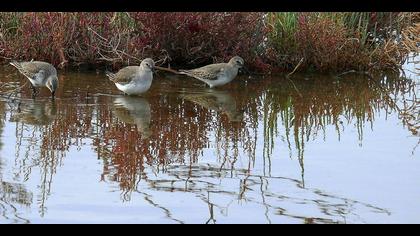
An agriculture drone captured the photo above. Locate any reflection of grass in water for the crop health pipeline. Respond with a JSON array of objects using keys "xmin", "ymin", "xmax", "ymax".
[
  {"xmin": 131, "ymin": 164, "xmax": 391, "ymax": 223},
  {"xmin": 97, "ymin": 74, "xmax": 417, "ymax": 201},
  {"xmin": 0, "ymin": 73, "xmax": 416, "ymax": 221},
  {"xmin": 4, "ymin": 99, "xmax": 95, "ymax": 217},
  {"xmin": 259, "ymin": 74, "xmax": 417, "ymax": 182},
  {"xmin": 0, "ymin": 101, "xmax": 32, "ymax": 223},
  {"xmin": 0, "ymin": 181, "xmax": 32, "ymax": 224}
]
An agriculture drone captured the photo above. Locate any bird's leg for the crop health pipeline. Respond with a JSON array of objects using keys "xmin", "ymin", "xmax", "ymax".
[
  {"xmin": 30, "ymin": 84, "xmax": 38, "ymax": 98},
  {"xmin": 30, "ymin": 84, "xmax": 35, "ymax": 93},
  {"xmin": 51, "ymin": 91, "xmax": 55, "ymax": 100},
  {"xmin": 241, "ymin": 66, "xmax": 251, "ymax": 75},
  {"xmin": 31, "ymin": 90, "xmax": 36, "ymax": 99}
]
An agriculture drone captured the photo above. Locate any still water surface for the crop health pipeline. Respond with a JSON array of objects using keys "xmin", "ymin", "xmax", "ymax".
[{"xmin": 0, "ymin": 65, "xmax": 418, "ymax": 224}]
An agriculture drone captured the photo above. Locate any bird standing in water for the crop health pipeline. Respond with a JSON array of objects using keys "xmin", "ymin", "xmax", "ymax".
[
  {"xmin": 106, "ymin": 58, "xmax": 155, "ymax": 96},
  {"xmin": 179, "ymin": 56, "xmax": 245, "ymax": 88},
  {"xmin": 9, "ymin": 61, "xmax": 59, "ymax": 99}
]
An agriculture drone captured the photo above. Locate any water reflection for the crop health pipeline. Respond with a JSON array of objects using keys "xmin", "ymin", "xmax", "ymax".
[
  {"xmin": 261, "ymin": 75, "xmax": 418, "ymax": 180},
  {"xmin": 0, "ymin": 101, "xmax": 32, "ymax": 223},
  {"xmin": 113, "ymin": 97, "xmax": 152, "ymax": 138},
  {"xmin": 9, "ymin": 100, "xmax": 57, "ymax": 126},
  {"xmin": 0, "ymin": 68, "xmax": 418, "ymax": 223},
  {"xmin": 134, "ymin": 164, "xmax": 391, "ymax": 224},
  {"xmin": 180, "ymin": 89, "xmax": 244, "ymax": 122}
]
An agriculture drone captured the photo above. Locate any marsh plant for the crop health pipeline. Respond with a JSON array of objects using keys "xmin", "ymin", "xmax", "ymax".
[{"xmin": 0, "ymin": 12, "xmax": 418, "ymax": 73}]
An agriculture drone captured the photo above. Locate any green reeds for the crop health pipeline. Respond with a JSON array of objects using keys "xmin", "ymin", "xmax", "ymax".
[{"xmin": 266, "ymin": 12, "xmax": 419, "ymax": 73}]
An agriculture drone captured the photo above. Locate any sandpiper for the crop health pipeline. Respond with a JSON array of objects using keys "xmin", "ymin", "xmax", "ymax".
[
  {"xmin": 106, "ymin": 58, "xmax": 155, "ymax": 96},
  {"xmin": 9, "ymin": 61, "xmax": 59, "ymax": 98},
  {"xmin": 179, "ymin": 56, "xmax": 245, "ymax": 88}
]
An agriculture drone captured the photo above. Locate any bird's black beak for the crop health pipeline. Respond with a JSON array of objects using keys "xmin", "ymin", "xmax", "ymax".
[
  {"xmin": 241, "ymin": 66, "xmax": 251, "ymax": 75},
  {"xmin": 151, "ymin": 67, "xmax": 156, "ymax": 73}
]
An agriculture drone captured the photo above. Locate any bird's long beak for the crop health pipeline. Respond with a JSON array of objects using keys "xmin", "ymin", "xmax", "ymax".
[
  {"xmin": 242, "ymin": 66, "xmax": 251, "ymax": 75},
  {"xmin": 151, "ymin": 67, "xmax": 156, "ymax": 73}
]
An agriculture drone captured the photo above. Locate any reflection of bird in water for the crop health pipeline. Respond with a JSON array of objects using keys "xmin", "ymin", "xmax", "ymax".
[
  {"xmin": 180, "ymin": 89, "xmax": 244, "ymax": 122},
  {"xmin": 9, "ymin": 100, "xmax": 57, "ymax": 126},
  {"xmin": 113, "ymin": 97, "xmax": 152, "ymax": 138}
]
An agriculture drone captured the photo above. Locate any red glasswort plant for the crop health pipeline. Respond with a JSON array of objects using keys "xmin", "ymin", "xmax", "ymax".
[
  {"xmin": 0, "ymin": 12, "xmax": 269, "ymax": 71},
  {"xmin": 0, "ymin": 12, "xmax": 418, "ymax": 73}
]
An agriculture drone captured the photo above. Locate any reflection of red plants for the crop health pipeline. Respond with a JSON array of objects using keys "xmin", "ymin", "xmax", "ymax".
[
  {"xmin": 10, "ymin": 74, "xmax": 414, "ymax": 196},
  {"xmin": 112, "ymin": 145, "xmax": 125, "ymax": 154}
]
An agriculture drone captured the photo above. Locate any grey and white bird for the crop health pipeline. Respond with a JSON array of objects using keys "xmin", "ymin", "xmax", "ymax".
[
  {"xmin": 106, "ymin": 58, "xmax": 155, "ymax": 96},
  {"xmin": 9, "ymin": 61, "xmax": 59, "ymax": 98},
  {"xmin": 179, "ymin": 56, "xmax": 245, "ymax": 88}
]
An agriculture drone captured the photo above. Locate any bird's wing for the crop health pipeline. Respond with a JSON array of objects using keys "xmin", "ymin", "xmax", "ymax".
[
  {"xmin": 10, "ymin": 62, "xmax": 38, "ymax": 79},
  {"xmin": 32, "ymin": 70, "xmax": 46, "ymax": 82},
  {"xmin": 181, "ymin": 63, "xmax": 226, "ymax": 81},
  {"xmin": 106, "ymin": 66, "xmax": 138, "ymax": 85},
  {"xmin": 10, "ymin": 61, "xmax": 55, "ymax": 81}
]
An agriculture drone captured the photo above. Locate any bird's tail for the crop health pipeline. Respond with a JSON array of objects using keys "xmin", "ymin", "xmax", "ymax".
[
  {"xmin": 178, "ymin": 70, "xmax": 189, "ymax": 75},
  {"xmin": 178, "ymin": 70, "xmax": 207, "ymax": 84},
  {"xmin": 105, "ymin": 71, "xmax": 116, "ymax": 82},
  {"xmin": 178, "ymin": 70, "xmax": 194, "ymax": 78},
  {"xmin": 9, "ymin": 61, "xmax": 24, "ymax": 72}
]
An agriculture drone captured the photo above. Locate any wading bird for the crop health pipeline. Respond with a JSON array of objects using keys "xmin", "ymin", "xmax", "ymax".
[
  {"xmin": 10, "ymin": 61, "xmax": 59, "ymax": 99},
  {"xmin": 106, "ymin": 58, "xmax": 156, "ymax": 96},
  {"xmin": 179, "ymin": 56, "xmax": 245, "ymax": 88}
]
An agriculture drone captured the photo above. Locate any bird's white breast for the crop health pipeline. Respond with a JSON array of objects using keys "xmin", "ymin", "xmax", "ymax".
[{"xmin": 116, "ymin": 77, "xmax": 152, "ymax": 95}]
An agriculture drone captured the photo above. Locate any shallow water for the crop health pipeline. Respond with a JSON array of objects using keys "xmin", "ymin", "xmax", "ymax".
[{"xmin": 0, "ymin": 64, "xmax": 418, "ymax": 224}]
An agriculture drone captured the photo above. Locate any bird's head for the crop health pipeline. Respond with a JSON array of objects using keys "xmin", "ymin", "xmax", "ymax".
[
  {"xmin": 46, "ymin": 75, "xmax": 58, "ymax": 98},
  {"xmin": 229, "ymin": 56, "xmax": 245, "ymax": 69},
  {"xmin": 140, "ymin": 58, "xmax": 155, "ymax": 73}
]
